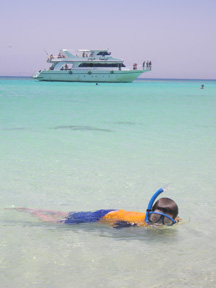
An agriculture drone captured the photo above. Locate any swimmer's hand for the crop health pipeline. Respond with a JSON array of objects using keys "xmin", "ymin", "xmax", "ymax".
[{"xmin": 113, "ymin": 221, "xmax": 137, "ymax": 229}]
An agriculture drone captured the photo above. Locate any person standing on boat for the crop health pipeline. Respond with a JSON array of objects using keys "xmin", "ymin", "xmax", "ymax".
[
  {"xmin": 133, "ymin": 63, "xmax": 137, "ymax": 70},
  {"xmin": 143, "ymin": 61, "xmax": 145, "ymax": 70},
  {"xmin": 149, "ymin": 61, "xmax": 152, "ymax": 70}
]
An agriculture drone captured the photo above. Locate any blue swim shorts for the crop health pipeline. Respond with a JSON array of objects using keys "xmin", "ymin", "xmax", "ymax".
[{"xmin": 64, "ymin": 209, "xmax": 117, "ymax": 224}]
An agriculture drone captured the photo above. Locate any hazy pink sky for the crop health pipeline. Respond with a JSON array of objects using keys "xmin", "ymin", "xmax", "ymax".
[{"xmin": 1, "ymin": 0, "xmax": 215, "ymax": 79}]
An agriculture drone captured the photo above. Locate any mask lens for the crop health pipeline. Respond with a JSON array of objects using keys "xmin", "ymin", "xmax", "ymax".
[
  {"xmin": 149, "ymin": 213, "xmax": 162, "ymax": 223},
  {"xmin": 163, "ymin": 216, "xmax": 174, "ymax": 226}
]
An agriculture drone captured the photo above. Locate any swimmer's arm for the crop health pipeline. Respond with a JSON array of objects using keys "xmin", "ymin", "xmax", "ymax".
[{"xmin": 113, "ymin": 221, "xmax": 137, "ymax": 229}]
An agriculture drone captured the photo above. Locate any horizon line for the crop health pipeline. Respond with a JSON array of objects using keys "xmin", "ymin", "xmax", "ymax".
[{"xmin": 0, "ymin": 75, "xmax": 216, "ymax": 81}]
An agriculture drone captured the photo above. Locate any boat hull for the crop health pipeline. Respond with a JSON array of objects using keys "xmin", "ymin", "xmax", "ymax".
[{"xmin": 34, "ymin": 69, "xmax": 147, "ymax": 83}]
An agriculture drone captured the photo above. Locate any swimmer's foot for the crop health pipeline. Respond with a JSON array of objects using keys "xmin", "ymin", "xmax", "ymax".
[
  {"xmin": 13, "ymin": 207, "xmax": 38, "ymax": 213},
  {"xmin": 5, "ymin": 207, "xmax": 34, "ymax": 212}
]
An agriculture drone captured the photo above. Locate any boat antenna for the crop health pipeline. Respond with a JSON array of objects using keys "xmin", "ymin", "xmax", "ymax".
[{"xmin": 43, "ymin": 48, "xmax": 49, "ymax": 56}]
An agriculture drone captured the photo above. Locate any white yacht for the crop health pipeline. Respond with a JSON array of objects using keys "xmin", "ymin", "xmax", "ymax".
[{"xmin": 33, "ymin": 49, "xmax": 151, "ymax": 83}]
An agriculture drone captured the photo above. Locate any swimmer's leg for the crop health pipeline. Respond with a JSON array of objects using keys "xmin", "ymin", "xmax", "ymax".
[
  {"xmin": 15, "ymin": 207, "xmax": 68, "ymax": 216},
  {"xmin": 11, "ymin": 207, "xmax": 68, "ymax": 222}
]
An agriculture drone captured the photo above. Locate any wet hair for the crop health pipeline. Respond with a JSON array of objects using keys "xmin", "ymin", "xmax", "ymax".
[{"xmin": 152, "ymin": 197, "xmax": 178, "ymax": 219}]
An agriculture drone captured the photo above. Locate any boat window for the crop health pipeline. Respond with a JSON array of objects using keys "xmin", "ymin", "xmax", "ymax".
[
  {"xmin": 78, "ymin": 63, "xmax": 125, "ymax": 68},
  {"xmin": 97, "ymin": 51, "xmax": 111, "ymax": 56}
]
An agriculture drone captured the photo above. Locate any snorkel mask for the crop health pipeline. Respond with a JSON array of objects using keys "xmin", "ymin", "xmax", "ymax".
[{"xmin": 145, "ymin": 186, "xmax": 176, "ymax": 226}]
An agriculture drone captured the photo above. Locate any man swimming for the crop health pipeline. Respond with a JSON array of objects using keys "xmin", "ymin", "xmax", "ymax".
[{"xmin": 14, "ymin": 187, "xmax": 179, "ymax": 228}]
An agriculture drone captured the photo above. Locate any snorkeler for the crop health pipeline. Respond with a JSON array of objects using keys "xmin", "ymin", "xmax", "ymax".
[{"xmin": 14, "ymin": 187, "xmax": 179, "ymax": 228}]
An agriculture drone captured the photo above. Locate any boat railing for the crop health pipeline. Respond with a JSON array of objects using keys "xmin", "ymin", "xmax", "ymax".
[
  {"xmin": 47, "ymin": 54, "xmax": 67, "ymax": 62},
  {"xmin": 127, "ymin": 63, "xmax": 152, "ymax": 71}
]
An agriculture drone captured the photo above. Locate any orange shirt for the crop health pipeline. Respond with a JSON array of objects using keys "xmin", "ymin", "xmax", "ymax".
[{"xmin": 100, "ymin": 209, "xmax": 148, "ymax": 227}]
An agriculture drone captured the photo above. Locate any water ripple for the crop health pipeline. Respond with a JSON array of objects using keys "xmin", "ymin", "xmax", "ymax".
[{"xmin": 52, "ymin": 125, "xmax": 113, "ymax": 133}]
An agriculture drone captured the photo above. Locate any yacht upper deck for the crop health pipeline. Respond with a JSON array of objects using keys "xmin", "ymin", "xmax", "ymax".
[{"xmin": 47, "ymin": 49, "xmax": 123, "ymax": 63}]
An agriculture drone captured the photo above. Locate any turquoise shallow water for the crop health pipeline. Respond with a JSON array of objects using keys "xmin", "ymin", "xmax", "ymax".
[{"xmin": 1, "ymin": 78, "xmax": 216, "ymax": 287}]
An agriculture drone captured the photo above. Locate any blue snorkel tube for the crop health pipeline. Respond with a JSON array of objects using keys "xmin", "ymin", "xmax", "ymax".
[{"xmin": 145, "ymin": 185, "xmax": 169, "ymax": 224}]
